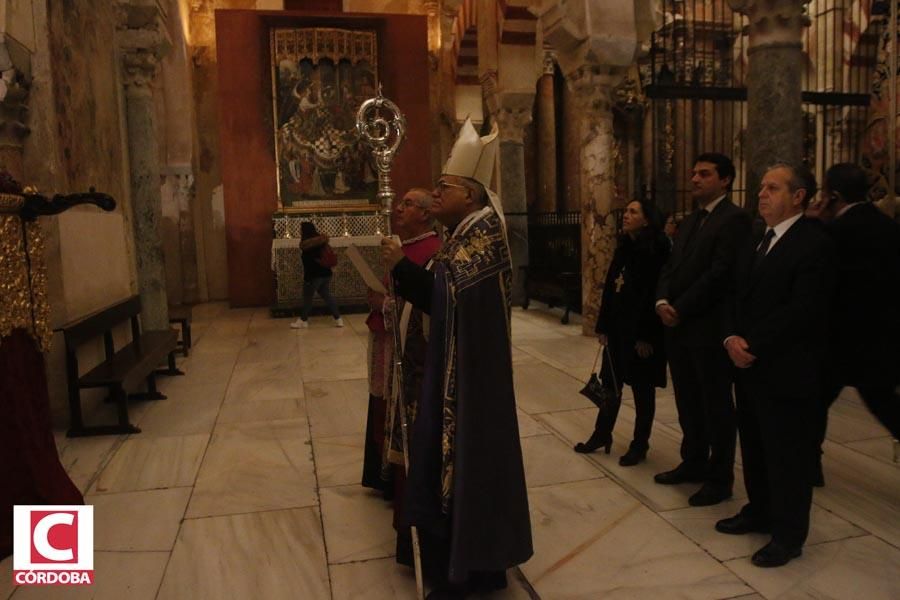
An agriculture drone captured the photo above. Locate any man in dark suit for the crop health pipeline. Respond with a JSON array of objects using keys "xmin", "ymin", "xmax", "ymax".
[
  {"xmin": 717, "ymin": 163, "xmax": 835, "ymax": 568},
  {"xmin": 811, "ymin": 163, "xmax": 900, "ymax": 484},
  {"xmin": 655, "ymin": 153, "xmax": 751, "ymax": 506}
]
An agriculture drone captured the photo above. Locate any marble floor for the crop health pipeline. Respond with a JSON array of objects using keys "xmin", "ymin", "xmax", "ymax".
[{"xmin": 3, "ymin": 302, "xmax": 898, "ymax": 599}]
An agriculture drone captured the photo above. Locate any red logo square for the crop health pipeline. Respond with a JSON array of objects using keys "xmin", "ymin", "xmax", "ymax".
[{"xmin": 29, "ymin": 511, "xmax": 79, "ymax": 564}]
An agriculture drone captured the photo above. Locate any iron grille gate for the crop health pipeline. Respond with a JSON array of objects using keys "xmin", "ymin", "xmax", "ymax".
[{"xmin": 643, "ymin": 0, "xmax": 884, "ymax": 216}]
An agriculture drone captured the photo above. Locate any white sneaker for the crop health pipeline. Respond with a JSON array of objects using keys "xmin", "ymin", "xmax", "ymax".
[
  {"xmin": 334, "ymin": 317, "xmax": 345, "ymax": 328},
  {"xmin": 290, "ymin": 318, "xmax": 309, "ymax": 329}
]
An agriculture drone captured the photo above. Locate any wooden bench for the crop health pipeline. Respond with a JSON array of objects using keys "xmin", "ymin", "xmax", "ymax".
[
  {"xmin": 520, "ymin": 266, "xmax": 580, "ymax": 324},
  {"xmin": 63, "ymin": 296, "xmax": 183, "ymax": 437},
  {"xmin": 168, "ymin": 304, "xmax": 193, "ymax": 357}
]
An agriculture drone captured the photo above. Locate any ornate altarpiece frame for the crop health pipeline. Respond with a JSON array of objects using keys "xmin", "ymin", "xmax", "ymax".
[{"xmin": 271, "ymin": 27, "xmax": 379, "ymax": 213}]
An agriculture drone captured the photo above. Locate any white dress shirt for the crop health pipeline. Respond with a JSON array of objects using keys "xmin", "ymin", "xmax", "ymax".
[{"xmin": 758, "ymin": 212, "xmax": 802, "ymax": 255}]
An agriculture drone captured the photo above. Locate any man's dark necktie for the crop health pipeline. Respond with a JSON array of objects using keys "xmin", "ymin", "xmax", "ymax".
[
  {"xmin": 753, "ymin": 229, "xmax": 776, "ymax": 270},
  {"xmin": 683, "ymin": 208, "xmax": 709, "ymax": 249}
]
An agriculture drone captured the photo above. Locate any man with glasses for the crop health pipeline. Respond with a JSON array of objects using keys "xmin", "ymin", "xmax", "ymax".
[
  {"xmin": 381, "ymin": 119, "xmax": 532, "ymax": 599},
  {"xmin": 363, "ymin": 188, "xmax": 440, "ymax": 497},
  {"xmin": 373, "ymin": 188, "xmax": 442, "ymax": 567}
]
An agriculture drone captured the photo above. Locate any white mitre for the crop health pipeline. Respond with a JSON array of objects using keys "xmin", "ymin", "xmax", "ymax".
[
  {"xmin": 443, "ymin": 118, "xmax": 506, "ymax": 230},
  {"xmin": 444, "ymin": 118, "xmax": 498, "ymax": 189}
]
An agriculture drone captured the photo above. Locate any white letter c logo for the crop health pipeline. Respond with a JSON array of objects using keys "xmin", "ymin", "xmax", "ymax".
[{"xmin": 33, "ymin": 513, "xmax": 75, "ymax": 562}]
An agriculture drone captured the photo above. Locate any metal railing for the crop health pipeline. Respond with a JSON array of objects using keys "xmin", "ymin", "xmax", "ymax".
[{"xmin": 644, "ymin": 0, "xmax": 883, "ymax": 213}]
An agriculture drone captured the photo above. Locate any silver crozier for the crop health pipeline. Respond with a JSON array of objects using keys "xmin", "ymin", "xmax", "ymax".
[{"xmin": 355, "ymin": 90, "xmax": 424, "ymax": 600}]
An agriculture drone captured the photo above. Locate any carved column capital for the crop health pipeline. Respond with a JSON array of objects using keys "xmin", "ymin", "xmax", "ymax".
[
  {"xmin": 542, "ymin": 50, "xmax": 557, "ymax": 76},
  {"xmin": 536, "ymin": 0, "xmax": 645, "ymax": 78},
  {"xmin": 440, "ymin": 0, "xmax": 465, "ymax": 51},
  {"xmin": 727, "ymin": 0, "xmax": 811, "ymax": 48},
  {"xmin": 486, "ymin": 91, "xmax": 534, "ymax": 144},
  {"xmin": 121, "ymin": 49, "xmax": 164, "ymax": 93},
  {"xmin": 116, "ymin": 0, "xmax": 171, "ymax": 95},
  {"xmin": 566, "ymin": 65, "xmax": 622, "ymax": 118},
  {"xmin": 170, "ymin": 172, "xmax": 195, "ymax": 197},
  {"xmin": 494, "ymin": 106, "xmax": 532, "ymax": 144},
  {"xmin": 422, "ymin": 0, "xmax": 441, "ymax": 68}
]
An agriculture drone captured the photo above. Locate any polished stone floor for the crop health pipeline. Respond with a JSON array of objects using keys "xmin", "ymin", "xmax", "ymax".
[{"xmin": 3, "ymin": 303, "xmax": 898, "ymax": 599}]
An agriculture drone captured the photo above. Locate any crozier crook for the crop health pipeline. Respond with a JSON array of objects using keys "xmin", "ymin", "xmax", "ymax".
[{"xmin": 355, "ymin": 89, "xmax": 424, "ymax": 600}]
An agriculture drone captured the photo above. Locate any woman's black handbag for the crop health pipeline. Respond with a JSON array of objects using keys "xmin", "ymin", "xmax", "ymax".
[{"xmin": 579, "ymin": 344, "xmax": 621, "ymax": 409}]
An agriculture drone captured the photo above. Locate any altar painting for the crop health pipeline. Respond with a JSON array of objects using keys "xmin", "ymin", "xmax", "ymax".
[{"xmin": 272, "ymin": 28, "xmax": 379, "ymax": 211}]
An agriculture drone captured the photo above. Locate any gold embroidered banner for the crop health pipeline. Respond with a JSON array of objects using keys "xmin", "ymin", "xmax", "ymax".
[{"xmin": 0, "ymin": 193, "xmax": 51, "ymax": 352}]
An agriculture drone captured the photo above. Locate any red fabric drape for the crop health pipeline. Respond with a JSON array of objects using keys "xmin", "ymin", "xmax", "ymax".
[{"xmin": 0, "ymin": 329, "xmax": 83, "ymax": 560}]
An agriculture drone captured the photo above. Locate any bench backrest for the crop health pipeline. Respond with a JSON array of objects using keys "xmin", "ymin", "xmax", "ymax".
[{"xmin": 63, "ymin": 296, "xmax": 142, "ymax": 350}]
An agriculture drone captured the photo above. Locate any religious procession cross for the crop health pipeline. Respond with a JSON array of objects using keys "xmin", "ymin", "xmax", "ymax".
[{"xmin": 614, "ymin": 268, "xmax": 626, "ymax": 293}]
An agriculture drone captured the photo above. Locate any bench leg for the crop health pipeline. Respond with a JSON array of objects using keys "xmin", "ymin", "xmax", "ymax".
[
  {"xmin": 183, "ymin": 322, "xmax": 192, "ymax": 356},
  {"xmin": 114, "ymin": 385, "xmax": 132, "ymax": 428},
  {"xmin": 66, "ymin": 384, "xmax": 86, "ymax": 436},
  {"xmin": 156, "ymin": 352, "xmax": 185, "ymax": 377},
  {"xmin": 130, "ymin": 374, "xmax": 167, "ymax": 401},
  {"xmin": 69, "ymin": 385, "xmax": 141, "ymax": 437},
  {"xmin": 561, "ymin": 307, "xmax": 570, "ymax": 325}
]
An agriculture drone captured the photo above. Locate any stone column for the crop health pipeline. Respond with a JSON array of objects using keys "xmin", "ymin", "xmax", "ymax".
[
  {"xmin": 172, "ymin": 171, "xmax": 200, "ymax": 304},
  {"xmin": 117, "ymin": 1, "xmax": 172, "ymax": 331},
  {"xmin": 539, "ymin": 0, "xmax": 650, "ymax": 334},
  {"xmin": 568, "ymin": 67, "xmax": 621, "ymax": 335},
  {"xmin": 535, "ymin": 51, "xmax": 557, "ymax": 213},
  {"xmin": 728, "ymin": 0, "xmax": 809, "ymax": 209},
  {"xmin": 561, "ymin": 81, "xmax": 581, "ymax": 213},
  {"xmin": 423, "ymin": 0, "xmax": 443, "ymax": 181},
  {"xmin": 492, "ymin": 94, "xmax": 533, "ymax": 306}
]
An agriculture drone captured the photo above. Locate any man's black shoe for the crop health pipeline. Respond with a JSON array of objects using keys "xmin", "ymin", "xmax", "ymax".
[
  {"xmin": 715, "ymin": 513, "xmax": 771, "ymax": 535},
  {"xmin": 654, "ymin": 464, "xmax": 706, "ymax": 485},
  {"xmin": 751, "ymin": 540, "xmax": 801, "ymax": 568},
  {"xmin": 688, "ymin": 484, "xmax": 733, "ymax": 507}
]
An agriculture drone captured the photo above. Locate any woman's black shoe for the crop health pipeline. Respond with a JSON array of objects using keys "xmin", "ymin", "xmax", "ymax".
[
  {"xmin": 618, "ymin": 444, "xmax": 647, "ymax": 466},
  {"xmin": 574, "ymin": 431, "xmax": 612, "ymax": 454}
]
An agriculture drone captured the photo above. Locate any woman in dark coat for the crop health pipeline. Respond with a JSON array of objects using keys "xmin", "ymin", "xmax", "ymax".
[{"xmin": 574, "ymin": 200, "xmax": 670, "ymax": 466}]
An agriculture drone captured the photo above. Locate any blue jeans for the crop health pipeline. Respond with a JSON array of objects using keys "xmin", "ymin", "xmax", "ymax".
[{"xmin": 301, "ymin": 276, "xmax": 340, "ymax": 320}]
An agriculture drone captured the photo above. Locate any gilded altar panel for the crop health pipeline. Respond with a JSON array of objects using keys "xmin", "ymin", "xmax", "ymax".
[{"xmin": 272, "ymin": 27, "xmax": 380, "ymax": 213}]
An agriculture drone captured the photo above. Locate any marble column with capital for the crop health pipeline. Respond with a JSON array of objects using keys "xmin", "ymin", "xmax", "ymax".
[
  {"xmin": 536, "ymin": 52, "xmax": 558, "ymax": 213},
  {"xmin": 568, "ymin": 67, "xmax": 621, "ymax": 335},
  {"xmin": 118, "ymin": 5, "xmax": 172, "ymax": 331},
  {"xmin": 728, "ymin": 0, "xmax": 808, "ymax": 208},
  {"xmin": 493, "ymin": 96, "xmax": 534, "ymax": 307}
]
